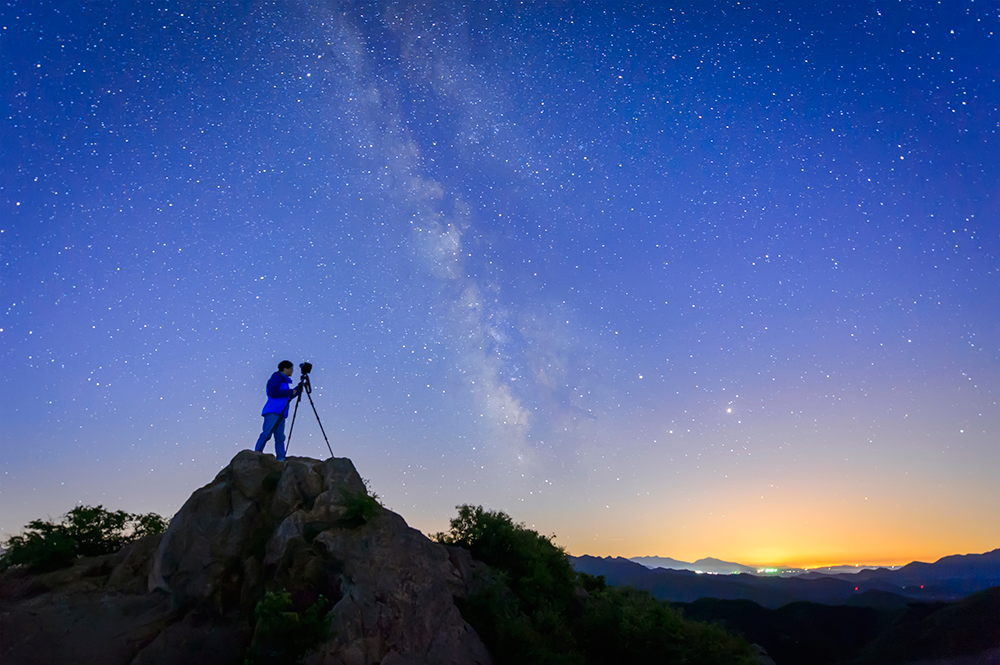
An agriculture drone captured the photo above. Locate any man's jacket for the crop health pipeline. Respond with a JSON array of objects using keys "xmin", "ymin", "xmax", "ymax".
[{"xmin": 262, "ymin": 372, "xmax": 296, "ymax": 417}]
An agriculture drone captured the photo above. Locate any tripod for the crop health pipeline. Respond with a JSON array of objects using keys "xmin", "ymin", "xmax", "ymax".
[
  {"xmin": 261, "ymin": 369, "xmax": 334, "ymax": 458},
  {"xmin": 285, "ymin": 371, "xmax": 333, "ymax": 457}
]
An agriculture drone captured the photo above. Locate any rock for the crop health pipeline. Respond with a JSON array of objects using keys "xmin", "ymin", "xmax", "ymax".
[
  {"xmin": 0, "ymin": 547, "xmax": 176, "ymax": 665},
  {"xmin": 130, "ymin": 609, "xmax": 251, "ymax": 665},
  {"xmin": 150, "ymin": 450, "xmax": 490, "ymax": 664},
  {"xmin": 1, "ymin": 451, "xmax": 492, "ymax": 665},
  {"xmin": 752, "ymin": 643, "xmax": 777, "ymax": 665},
  {"xmin": 109, "ymin": 533, "xmax": 165, "ymax": 594},
  {"xmin": 305, "ymin": 510, "xmax": 489, "ymax": 665}
]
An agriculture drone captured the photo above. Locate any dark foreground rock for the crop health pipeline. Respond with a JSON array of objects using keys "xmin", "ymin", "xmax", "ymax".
[{"xmin": 0, "ymin": 451, "xmax": 491, "ymax": 665}]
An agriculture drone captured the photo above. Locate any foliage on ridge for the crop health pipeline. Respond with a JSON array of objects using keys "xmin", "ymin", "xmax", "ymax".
[
  {"xmin": 0, "ymin": 505, "xmax": 167, "ymax": 572},
  {"xmin": 244, "ymin": 590, "xmax": 333, "ymax": 665},
  {"xmin": 337, "ymin": 477, "xmax": 383, "ymax": 527},
  {"xmin": 435, "ymin": 504, "xmax": 758, "ymax": 665}
]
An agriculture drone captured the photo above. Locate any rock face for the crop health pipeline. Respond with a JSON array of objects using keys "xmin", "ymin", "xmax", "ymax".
[{"xmin": 0, "ymin": 451, "xmax": 492, "ymax": 665}]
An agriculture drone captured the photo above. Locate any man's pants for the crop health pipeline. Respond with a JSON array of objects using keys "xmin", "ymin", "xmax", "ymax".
[{"xmin": 255, "ymin": 413, "xmax": 286, "ymax": 460}]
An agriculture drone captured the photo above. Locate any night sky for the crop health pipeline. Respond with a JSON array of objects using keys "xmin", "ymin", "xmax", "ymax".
[{"xmin": 3, "ymin": 0, "xmax": 997, "ymax": 568}]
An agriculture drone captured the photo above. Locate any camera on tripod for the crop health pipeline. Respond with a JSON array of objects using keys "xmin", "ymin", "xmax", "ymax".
[
  {"xmin": 276, "ymin": 360, "xmax": 332, "ymax": 457},
  {"xmin": 297, "ymin": 361, "xmax": 314, "ymax": 394}
]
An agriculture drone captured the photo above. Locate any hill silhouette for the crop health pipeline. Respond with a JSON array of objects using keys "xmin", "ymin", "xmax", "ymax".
[
  {"xmin": 673, "ymin": 587, "xmax": 1000, "ymax": 665},
  {"xmin": 797, "ymin": 549, "xmax": 1000, "ymax": 597},
  {"xmin": 630, "ymin": 555, "xmax": 757, "ymax": 574}
]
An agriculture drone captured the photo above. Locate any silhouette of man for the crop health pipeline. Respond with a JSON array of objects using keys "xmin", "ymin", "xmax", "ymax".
[{"xmin": 254, "ymin": 360, "xmax": 301, "ymax": 461}]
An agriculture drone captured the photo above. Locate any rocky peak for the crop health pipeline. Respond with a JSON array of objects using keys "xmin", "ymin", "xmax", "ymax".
[{"xmin": 1, "ymin": 451, "xmax": 491, "ymax": 665}]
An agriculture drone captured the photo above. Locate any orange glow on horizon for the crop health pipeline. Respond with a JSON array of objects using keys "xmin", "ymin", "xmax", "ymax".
[{"xmin": 544, "ymin": 466, "xmax": 999, "ymax": 569}]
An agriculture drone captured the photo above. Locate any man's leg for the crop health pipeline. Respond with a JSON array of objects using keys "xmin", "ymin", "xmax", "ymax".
[
  {"xmin": 272, "ymin": 416, "xmax": 286, "ymax": 460},
  {"xmin": 255, "ymin": 413, "xmax": 281, "ymax": 452}
]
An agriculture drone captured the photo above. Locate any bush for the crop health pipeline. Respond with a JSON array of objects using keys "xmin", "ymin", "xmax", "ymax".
[
  {"xmin": 0, "ymin": 505, "xmax": 168, "ymax": 572},
  {"xmin": 435, "ymin": 504, "xmax": 758, "ymax": 665},
  {"xmin": 434, "ymin": 505, "xmax": 578, "ymax": 613},
  {"xmin": 434, "ymin": 505, "xmax": 582, "ymax": 662},
  {"xmin": 338, "ymin": 478, "xmax": 382, "ymax": 528},
  {"xmin": 244, "ymin": 590, "xmax": 332, "ymax": 665},
  {"xmin": 0, "ymin": 519, "xmax": 77, "ymax": 572},
  {"xmin": 577, "ymin": 585, "xmax": 685, "ymax": 663}
]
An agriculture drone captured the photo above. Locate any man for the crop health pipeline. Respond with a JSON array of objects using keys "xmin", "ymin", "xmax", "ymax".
[{"xmin": 254, "ymin": 360, "xmax": 302, "ymax": 461}]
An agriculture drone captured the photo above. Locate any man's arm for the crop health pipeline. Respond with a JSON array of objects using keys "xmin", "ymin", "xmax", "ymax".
[{"xmin": 266, "ymin": 374, "xmax": 298, "ymax": 399}]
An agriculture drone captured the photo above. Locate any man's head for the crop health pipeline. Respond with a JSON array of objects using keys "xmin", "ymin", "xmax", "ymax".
[{"xmin": 278, "ymin": 360, "xmax": 294, "ymax": 376}]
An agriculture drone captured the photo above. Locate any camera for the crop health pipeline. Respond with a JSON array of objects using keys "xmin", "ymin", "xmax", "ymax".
[{"xmin": 299, "ymin": 361, "xmax": 313, "ymax": 375}]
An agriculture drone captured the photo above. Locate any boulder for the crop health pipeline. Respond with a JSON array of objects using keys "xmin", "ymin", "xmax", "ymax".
[{"xmin": 0, "ymin": 535, "xmax": 177, "ymax": 665}]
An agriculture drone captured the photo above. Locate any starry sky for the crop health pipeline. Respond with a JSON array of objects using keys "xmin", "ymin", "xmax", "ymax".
[{"xmin": 3, "ymin": 0, "xmax": 998, "ymax": 568}]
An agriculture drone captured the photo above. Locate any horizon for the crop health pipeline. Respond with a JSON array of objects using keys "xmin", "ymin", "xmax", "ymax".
[
  {"xmin": 600, "ymin": 553, "xmax": 954, "ymax": 570},
  {"xmin": 2, "ymin": 445, "xmax": 993, "ymax": 571},
  {"xmin": 3, "ymin": 1, "xmax": 997, "ymax": 566},
  {"xmin": 2, "ymin": 446, "xmax": 992, "ymax": 572}
]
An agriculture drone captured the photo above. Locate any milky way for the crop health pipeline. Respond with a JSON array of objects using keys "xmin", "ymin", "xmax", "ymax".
[{"xmin": 3, "ymin": 0, "xmax": 997, "ymax": 566}]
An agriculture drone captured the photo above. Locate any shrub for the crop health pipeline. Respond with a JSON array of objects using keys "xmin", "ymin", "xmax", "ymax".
[
  {"xmin": 434, "ymin": 505, "xmax": 582, "ymax": 662},
  {"xmin": 435, "ymin": 504, "xmax": 758, "ymax": 665},
  {"xmin": 577, "ymin": 586, "xmax": 685, "ymax": 663},
  {"xmin": 434, "ymin": 505, "xmax": 578, "ymax": 614},
  {"xmin": 338, "ymin": 478, "xmax": 382, "ymax": 528},
  {"xmin": 0, "ymin": 505, "xmax": 168, "ymax": 572},
  {"xmin": 0, "ymin": 519, "xmax": 77, "ymax": 572},
  {"xmin": 244, "ymin": 590, "xmax": 332, "ymax": 665}
]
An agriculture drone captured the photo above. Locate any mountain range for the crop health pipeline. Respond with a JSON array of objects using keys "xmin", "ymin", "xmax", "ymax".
[
  {"xmin": 572, "ymin": 549, "xmax": 1000, "ymax": 609},
  {"xmin": 630, "ymin": 556, "xmax": 760, "ymax": 574}
]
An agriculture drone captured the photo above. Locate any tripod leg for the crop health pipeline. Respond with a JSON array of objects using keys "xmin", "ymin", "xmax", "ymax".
[
  {"xmin": 305, "ymin": 391, "xmax": 334, "ymax": 458},
  {"xmin": 285, "ymin": 393, "xmax": 304, "ymax": 456}
]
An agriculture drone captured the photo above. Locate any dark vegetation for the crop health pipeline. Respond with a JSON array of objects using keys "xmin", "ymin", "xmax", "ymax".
[
  {"xmin": 244, "ymin": 591, "xmax": 332, "ymax": 665},
  {"xmin": 337, "ymin": 477, "xmax": 382, "ymax": 528},
  {"xmin": 674, "ymin": 587, "xmax": 1000, "ymax": 665},
  {"xmin": 0, "ymin": 505, "xmax": 166, "ymax": 572},
  {"xmin": 434, "ymin": 505, "xmax": 758, "ymax": 665}
]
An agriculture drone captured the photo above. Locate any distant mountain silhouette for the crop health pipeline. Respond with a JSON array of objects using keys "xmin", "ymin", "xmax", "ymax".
[
  {"xmin": 571, "ymin": 549, "xmax": 1000, "ymax": 608},
  {"xmin": 631, "ymin": 556, "xmax": 756, "ymax": 574},
  {"xmin": 799, "ymin": 565, "xmax": 889, "ymax": 575},
  {"xmin": 797, "ymin": 548, "xmax": 1000, "ymax": 596},
  {"xmin": 582, "ymin": 554, "xmax": 1000, "ymax": 664},
  {"xmin": 692, "ymin": 557, "xmax": 759, "ymax": 574},
  {"xmin": 630, "ymin": 555, "xmax": 692, "ymax": 570}
]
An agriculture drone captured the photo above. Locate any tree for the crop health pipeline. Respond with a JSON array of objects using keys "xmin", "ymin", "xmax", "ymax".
[
  {"xmin": 1, "ymin": 505, "xmax": 168, "ymax": 572},
  {"xmin": 435, "ymin": 504, "xmax": 758, "ymax": 665}
]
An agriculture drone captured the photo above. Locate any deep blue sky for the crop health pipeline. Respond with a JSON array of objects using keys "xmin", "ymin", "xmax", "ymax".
[{"xmin": 3, "ymin": 0, "xmax": 997, "ymax": 565}]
